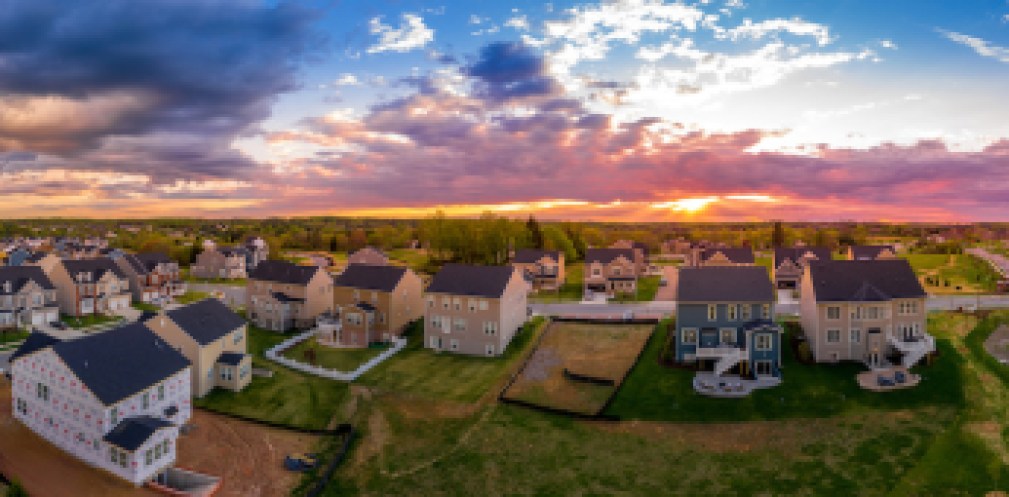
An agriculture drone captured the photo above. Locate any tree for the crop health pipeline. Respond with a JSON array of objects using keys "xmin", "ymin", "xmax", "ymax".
[
  {"xmin": 526, "ymin": 215, "xmax": 544, "ymax": 249},
  {"xmin": 771, "ymin": 221, "xmax": 785, "ymax": 247}
]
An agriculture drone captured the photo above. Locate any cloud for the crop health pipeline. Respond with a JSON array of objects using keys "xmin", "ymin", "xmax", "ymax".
[
  {"xmin": 939, "ymin": 29, "xmax": 1009, "ymax": 63},
  {"xmin": 465, "ymin": 42, "xmax": 563, "ymax": 101},
  {"xmin": 720, "ymin": 18, "xmax": 832, "ymax": 46},
  {"xmin": 880, "ymin": 39, "xmax": 897, "ymax": 49},
  {"xmin": 334, "ymin": 74, "xmax": 361, "ymax": 86},
  {"xmin": 367, "ymin": 13, "xmax": 434, "ymax": 54},
  {"xmin": 505, "ymin": 15, "xmax": 531, "ymax": 31}
]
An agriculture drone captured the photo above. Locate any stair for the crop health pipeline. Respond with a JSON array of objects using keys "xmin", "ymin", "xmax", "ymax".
[
  {"xmin": 888, "ymin": 334, "xmax": 935, "ymax": 368},
  {"xmin": 713, "ymin": 349, "xmax": 746, "ymax": 376}
]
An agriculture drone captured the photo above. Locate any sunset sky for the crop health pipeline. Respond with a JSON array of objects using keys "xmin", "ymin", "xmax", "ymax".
[{"xmin": 1, "ymin": 0, "xmax": 1008, "ymax": 221}]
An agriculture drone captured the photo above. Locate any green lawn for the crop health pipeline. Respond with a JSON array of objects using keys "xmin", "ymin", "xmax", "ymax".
[
  {"xmin": 755, "ymin": 255, "xmax": 774, "ymax": 272},
  {"xmin": 176, "ymin": 290, "xmax": 210, "ymax": 304},
  {"xmin": 605, "ymin": 320, "xmax": 964, "ymax": 422},
  {"xmin": 904, "ymin": 254, "xmax": 1002, "ymax": 294},
  {"xmin": 0, "ymin": 329, "xmax": 29, "ymax": 345},
  {"xmin": 183, "ymin": 275, "xmax": 247, "ymax": 287},
  {"xmin": 529, "ymin": 264, "xmax": 583, "ymax": 302},
  {"xmin": 60, "ymin": 314, "xmax": 122, "ymax": 329},
  {"xmin": 904, "ymin": 253, "xmax": 952, "ymax": 272},
  {"xmin": 355, "ymin": 317, "xmax": 548, "ymax": 402},
  {"xmin": 283, "ymin": 337, "xmax": 387, "ymax": 372},
  {"xmin": 193, "ymin": 325, "xmax": 350, "ymax": 430},
  {"xmin": 386, "ymin": 249, "xmax": 429, "ymax": 272},
  {"xmin": 611, "ymin": 275, "xmax": 661, "ymax": 302},
  {"xmin": 132, "ymin": 302, "xmax": 160, "ymax": 312}
]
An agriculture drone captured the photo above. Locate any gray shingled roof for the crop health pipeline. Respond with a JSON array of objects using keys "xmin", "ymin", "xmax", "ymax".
[
  {"xmin": 248, "ymin": 260, "xmax": 322, "ymax": 285},
  {"xmin": 584, "ymin": 248, "xmax": 635, "ymax": 264},
  {"xmin": 216, "ymin": 352, "xmax": 247, "ymax": 366},
  {"xmin": 136, "ymin": 252, "xmax": 172, "ymax": 271},
  {"xmin": 335, "ymin": 264, "xmax": 408, "ymax": 292},
  {"xmin": 700, "ymin": 247, "xmax": 755, "ymax": 264},
  {"xmin": 512, "ymin": 249, "xmax": 561, "ymax": 264},
  {"xmin": 676, "ymin": 266, "xmax": 774, "ymax": 302},
  {"xmin": 9, "ymin": 331, "xmax": 62, "ymax": 363},
  {"xmin": 163, "ymin": 298, "xmax": 245, "ymax": 346},
  {"xmin": 807, "ymin": 260, "xmax": 925, "ymax": 301},
  {"xmin": 62, "ymin": 258, "xmax": 126, "ymax": 280},
  {"xmin": 426, "ymin": 264, "xmax": 517, "ymax": 298},
  {"xmin": 774, "ymin": 247, "xmax": 832, "ymax": 268},
  {"xmin": 103, "ymin": 416, "xmax": 173, "ymax": 451},
  {"xmin": 0, "ymin": 265, "xmax": 55, "ymax": 294}
]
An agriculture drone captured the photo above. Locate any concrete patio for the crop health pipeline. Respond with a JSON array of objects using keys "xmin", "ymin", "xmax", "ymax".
[
  {"xmin": 857, "ymin": 366, "xmax": 920, "ymax": 392},
  {"xmin": 692, "ymin": 372, "xmax": 782, "ymax": 398}
]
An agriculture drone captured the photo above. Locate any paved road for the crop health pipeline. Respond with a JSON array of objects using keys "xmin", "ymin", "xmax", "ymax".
[
  {"xmin": 188, "ymin": 282, "xmax": 246, "ymax": 308},
  {"xmin": 966, "ymin": 248, "xmax": 1009, "ymax": 278},
  {"xmin": 0, "ymin": 351, "xmax": 10, "ymax": 374}
]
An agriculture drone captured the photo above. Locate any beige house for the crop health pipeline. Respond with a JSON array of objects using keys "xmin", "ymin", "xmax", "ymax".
[
  {"xmin": 800, "ymin": 259, "xmax": 933, "ymax": 368},
  {"xmin": 347, "ymin": 247, "xmax": 389, "ymax": 266},
  {"xmin": 48, "ymin": 258, "xmax": 131, "ymax": 317},
  {"xmin": 583, "ymin": 248, "xmax": 637, "ymax": 298},
  {"xmin": 190, "ymin": 244, "xmax": 248, "ymax": 279},
  {"xmin": 610, "ymin": 240, "xmax": 648, "ymax": 275},
  {"xmin": 846, "ymin": 245, "xmax": 897, "ymax": 261},
  {"xmin": 144, "ymin": 298, "xmax": 251, "ymax": 397},
  {"xmin": 327, "ymin": 264, "xmax": 424, "ymax": 346},
  {"xmin": 113, "ymin": 252, "xmax": 186, "ymax": 303},
  {"xmin": 0, "ymin": 266, "xmax": 59, "ymax": 329},
  {"xmin": 773, "ymin": 247, "xmax": 831, "ymax": 300},
  {"xmin": 511, "ymin": 249, "xmax": 565, "ymax": 291},
  {"xmin": 246, "ymin": 260, "xmax": 334, "ymax": 331},
  {"xmin": 424, "ymin": 264, "xmax": 528, "ymax": 356},
  {"xmin": 691, "ymin": 247, "xmax": 755, "ymax": 267}
]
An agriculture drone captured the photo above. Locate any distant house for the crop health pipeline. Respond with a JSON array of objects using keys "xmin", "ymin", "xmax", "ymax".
[
  {"xmin": 246, "ymin": 260, "xmax": 334, "ymax": 332},
  {"xmin": 424, "ymin": 264, "xmax": 528, "ymax": 356},
  {"xmin": 190, "ymin": 242, "xmax": 248, "ymax": 279},
  {"xmin": 329, "ymin": 264, "xmax": 424, "ymax": 346},
  {"xmin": 112, "ymin": 252, "xmax": 186, "ymax": 303},
  {"xmin": 773, "ymin": 247, "xmax": 831, "ymax": 299},
  {"xmin": 0, "ymin": 266, "xmax": 59, "ymax": 329},
  {"xmin": 691, "ymin": 247, "xmax": 755, "ymax": 267},
  {"xmin": 48, "ymin": 258, "xmax": 131, "ymax": 317},
  {"xmin": 510, "ymin": 249, "xmax": 565, "ymax": 291},
  {"xmin": 583, "ymin": 248, "xmax": 637, "ymax": 298},
  {"xmin": 347, "ymin": 246, "xmax": 389, "ymax": 266},
  {"xmin": 9, "ymin": 324, "xmax": 191, "ymax": 485},
  {"xmin": 244, "ymin": 236, "xmax": 270, "ymax": 271},
  {"xmin": 4, "ymin": 247, "xmax": 33, "ymax": 266},
  {"xmin": 144, "ymin": 299, "xmax": 251, "ymax": 397},
  {"xmin": 846, "ymin": 245, "xmax": 896, "ymax": 261},
  {"xmin": 674, "ymin": 266, "xmax": 782, "ymax": 381},
  {"xmin": 610, "ymin": 240, "xmax": 648, "ymax": 275},
  {"xmin": 800, "ymin": 260, "xmax": 933, "ymax": 368}
]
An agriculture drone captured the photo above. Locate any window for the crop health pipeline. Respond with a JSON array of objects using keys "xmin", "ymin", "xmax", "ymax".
[
  {"xmin": 111, "ymin": 448, "xmax": 118, "ymax": 464},
  {"xmin": 145, "ymin": 449, "xmax": 153, "ymax": 466},
  {"xmin": 727, "ymin": 305, "xmax": 738, "ymax": 321},
  {"xmin": 761, "ymin": 304, "xmax": 770, "ymax": 319},
  {"xmin": 826, "ymin": 306, "xmax": 841, "ymax": 320},
  {"xmin": 154, "ymin": 443, "xmax": 162, "ymax": 460},
  {"xmin": 827, "ymin": 329, "xmax": 841, "ymax": 343},
  {"xmin": 707, "ymin": 305, "xmax": 717, "ymax": 321},
  {"xmin": 221, "ymin": 367, "xmax": 233, "ymax": 381},
  {"xmin": 741, "ymin": 304, "xmax": 752, "ymax": 321},
  {"xmin": 720, "ymin": 329, "xmax": 735, "ymax": 345},
  {"xmin": 93, "ymin": 440, "xmax": 99, "ymax": 451},
  {"xmin": 36, "ymin": 383, "xmax": 49, "ymax": 401},
  {"xmin": 352, "ymin": 290, "xmax": 360, "ymax": 301},
  {"xmin": 120, "ymin": 451, "xmax": 128, "ymax": 468},
  {"xmin": 483, "ymin": 321, "xmax": 498, "ymax": 335},
  {"xmin": 867, "ymin": 307, "xmax": 880, "ymax": 319},
  {"xmin": 485, "ymin": 344, "xmax": 495, "ymax": 356},
  {"xmin": 479, "ymin": 300, "xmax": 488, "ymax": 311},
  {"xmin": 755, "ymin": 360, "xmax": 773, "ymax": 376},
  {"xmin": 233, "ymin": 330, "xmax": 243, "ymax": 345},
  {"xmin": 755, "ymin": 334, "xmax": 772, "ymax": 351},
  {"xmin": 162, "ymin": 440, "xmax": 169, "ymax": 455},
  {"xmin": 430, "ymin": 315, "xmax": 442, "ymax": 330},
  {"xmin": 681, "ymin": 328, "xmax": 698, "ymax": 344},
  {"xmin": 592, "ymin": 267, "xmax": 601, "ymax": 276},
  {"xmin": 850, "ymin": 329, "xmax": 861, "ymax": 343},
  {"xmin": 468, "ymin": 300, "xmax": 477, "ymax": 312},
  {"xmin": 142, "ymin": 393, "xmax": 149, "ymax": 410},
  {"xmin": 453, "ymin": 298, "xmax": 461, "ymax": 310},
  {"xmin": 158, "ymin": 385, "xmax": 165, "ymax": 401},
  {"xmin": 429, "ymin": 336, "xmax": 441, "ymax": 349},
  {"xmin": 442, "ymin": 297, "xmax": 450, "ymax": 309},
  {"xmin": 111, "ymin": 407, "xmax": 119, "ymax": 426},
  {"xmin": 449, "ymin": 339, "xmax": 459, "ymax": 351},
  {"xmin": 453, "ymin": 318, "xmax": 467, "ymax": 332},
  {"xmin": 372, "ymin": 291, "xmax": 378, "ymax": 303},
  {"xmin": 427, "ymin": 297, "xmax": 434, "ymax": 308}
]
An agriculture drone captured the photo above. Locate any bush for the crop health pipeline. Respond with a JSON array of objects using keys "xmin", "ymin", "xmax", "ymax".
[
  {"xmin": 6, "ymin": 480, "xmax": 28, "ymax": 497},
  {"xmin": 797, "ymin": 341, "xmax": 813, "ymax": 363}
]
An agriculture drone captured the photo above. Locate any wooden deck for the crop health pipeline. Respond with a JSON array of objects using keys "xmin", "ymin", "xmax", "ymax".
[{"xmin": 856, "ymin": 366, "xmax": 921, "ymax": 392}]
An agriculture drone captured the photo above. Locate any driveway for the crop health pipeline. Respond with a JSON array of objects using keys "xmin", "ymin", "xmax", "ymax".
[
  {"xmin": 654, "ymin": 266, "xmax": 678, "ymax": 301},
  {"xmin": 188, "ymin": 283, "xmax": 246, "ymax": 308}
]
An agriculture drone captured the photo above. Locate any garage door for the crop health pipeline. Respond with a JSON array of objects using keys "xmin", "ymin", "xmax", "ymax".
[{"xmin": 32, "ymin": 313, "xmax": 45, "ymax": 326}]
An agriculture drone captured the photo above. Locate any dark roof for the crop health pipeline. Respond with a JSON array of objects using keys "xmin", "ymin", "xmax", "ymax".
[
  {"xmin": 632, "ymin": 242, "xmax": 649, "ymax": 256},
  {"xmin": 849, "ymin": 245, "xmax": 895, "ymax": 260},
  {"xmin": 163, "ymin": 298, "xmax": 245, "ymax": 346},
  {"xmin": 119, "ymin": 253, "xmax": 148, "ymax": 275},
  {"xmin": 584, "ymin": 248, "xmax": 636, "ymax": 264},
  {"xmin": 774, "ymin": 247, "xmax": 832, "ymax": 268},
  {"xmin": 219, "ymin": 246, "xmax": 248, "ymax": 257},
  {"xmin": 426, "ymin": 264, "xmax": 517, "ymax": 298},
  {"xmin": 25, "ymin": 251, "xmax": 49, "ymax": 263},
  {"xmin": 335, "ymin": 264, "xmax": 408, "ymax": 292},
  {"xmin": 103, "ymin": 416, "xmax": 174, "ymax": 451},
  {"xmin": 807, "ymin": 260, "xmax": 926, "ymax": 302},
  {"xmin": 512, "ymin": 249, "xmax": 561, "ymax": 264},
  {"xmin": 676, "ymin": 266, "xmax": 774, "ymax": 302},
  {"xmin": 248, "ymin": 260, "xmax": 322, "ymax": 285},
  {"xmin": 50, "ymin": 323, "xmax": 190, "ymax": 406},
  {"xmin": 271, "ymin": 291, "xmax": 305, "ymax": 303},
  {"xmin": 136, "ymin": 252, "xmax": 172, "ymax": 271},
  {"xmin": 216, "ymin": 352, "xmax": 247, "ymax": 366},
  {"xmin": 355, "ymin": 302, "xmax": 377, "ymax": 312},
  {"xmin": 0, "ymin": 265, "xmax": 55, "ymax": 294},
  {"xmin": 349, "ymin": 246, "xmax": 387, "ymax": 258},
  {"xmin": 700, "ymin": 247, "xmax": 755, "ymax": 264},
  {"xmin": 9, "ymin": 332, "xmax": 62, "ymax": 363},
  {"xmin": 61, "ymin": 258, "xmax": 126, "ymax": 280}
]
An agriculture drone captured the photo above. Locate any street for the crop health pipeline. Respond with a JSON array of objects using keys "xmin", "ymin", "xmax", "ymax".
[{"xmin": 188, "ymin": 283, "xmax": 247, "ymax": 308}]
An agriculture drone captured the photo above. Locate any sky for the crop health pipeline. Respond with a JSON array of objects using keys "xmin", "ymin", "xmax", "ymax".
[{"xmin": 1, "ymin": 0, "xmax": 1008, "ymax": 222}]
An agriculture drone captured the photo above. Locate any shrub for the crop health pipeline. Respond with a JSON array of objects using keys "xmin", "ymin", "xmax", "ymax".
[
  {"xmin": 6, "ymin": 480, "xmax": 28, "ymax": 497},
  {"xmin": 797, "ymin": 341, "xmax": 813, "ymax": 363}
]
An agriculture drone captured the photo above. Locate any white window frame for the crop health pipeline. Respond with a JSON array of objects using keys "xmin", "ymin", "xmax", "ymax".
[
  {"xmin": 826, "ymin": 306, "xmax": 841, "ymax": 320},
  {"xmin": 755, "ymin": 333, "xmax": 772, "ymax": 351},
  {"xmin": 719, "ymin": 328, "xmax": 736, "ymax": 345},
  {"xmin": 850, "ymin": 328, "xmax": 861, "ymax": 343},
  {"xmin": 741, "ymin": 304, "xmax": 751, "ymax": 321},
  {"xmin": 707, "ymin": 304, "xmax": 717, "ymax": 322},
  {"xmin": 826, "ymin": 329, "xmax": 841, "ymax": 343},
  {"xmin": 761, "ymin": 304, "xmax": 770, "ymax": 319},
  {"xmin": 727, "ymin": 304, "xmax": 738, "ymax": 321},
  {"xmin": 681, "ymin": 328, "xmax": 698, "ymax": 345}
]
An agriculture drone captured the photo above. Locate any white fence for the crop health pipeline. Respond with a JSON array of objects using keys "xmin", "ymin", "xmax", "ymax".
[{"xmin": 264, "ymin": 330, "xmax": 407, "ymax": 382}]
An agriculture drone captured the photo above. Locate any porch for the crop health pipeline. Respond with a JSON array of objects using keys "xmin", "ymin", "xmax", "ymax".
[{"xmin": 856, "ymin": 366, "xmax": 920, "ymax": 392}]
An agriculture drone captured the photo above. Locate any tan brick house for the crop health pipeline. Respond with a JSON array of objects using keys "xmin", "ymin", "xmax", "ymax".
[
  {"xmin": 190, "ymin": 245, "xmax": 248, "ymax": 279},
  {"xmin": 347, "ymin": 246, "xmax": 389, "ymax": 266},
  {"xmin": 511, "ymin": 249, "xmax": 565, "ymax": 291},
  {"xmin": 246, "ymin": 260, "xmax": 334, "ymax": 331},
  {"xmin": 327, "ymin": 264, "xmax": 424, "ymax": 347},
  {"xmin": 113, "ymin": 252, "xmax": 186, "ymax": 303},
  {"xmin": 583, "ymin": 248, "xmax": 637, "ymax": 298},
  {"xmin": 48, "ymin": 258, "xmax": 132, "ymax": 317},
  {"xmin": 0, "ymin": 266, "xmax": 59, "ymax": 329}
]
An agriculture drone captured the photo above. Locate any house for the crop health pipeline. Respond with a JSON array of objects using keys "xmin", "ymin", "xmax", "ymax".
[
  {"xmin": 674, "ymin": 266, "xmax": 782, "ymax": 380},
  {"xmin": 583, "ymin": 248, "xmax": 637, "ymax": 298},
  {"xmin": 846, "ymin": 245, "xmax": 897, "ymax": 261},
  {"xmin": 610, "ymin": 240, "xmax": 648, "ymax": 275},
  {"xmin": 347, "ymin": 246, "xmax": 389, "ymax": 266},
  {"xmin": 691, "ymin": 247, "xmax": 755, "ymax": 266},
  {"xmin": 246, "ymin": 260, "xmax": 334, "ymax": 332},
  {"xmin": 112, "ymin": 252, "xmax": 186, "ymax": 303},
  {"xmin": 190, "ymin": 243, "xmax": 248, "ymax": 279},
  {"xmin": 48, "ymin": 258, "xmax": 131, "ymax": 317},
  {"xmin": 0, "ymin": 266, "xmax": 59, "ymax": 329},
  {"xmin": 510, "ymin": 249, "xmax": 565, "ymax": 291},
  {"xmin": 424, "ymin": 264, "xmax": 528, "ymax": 356},
  {"xmin": 243, "ymin": 236, "xmax": 269, "ymax": 271},
  {"xmin": 773, "ymin": 247, "xmax": 832, "ymax": 300},
  {"xmin": 143, "ymin": 299, "xmax": 251, "ymax": 397},
  {"xmin": 800, "ymin": 259, "xmax": 933, "ymax": 368},
  {"xmin": 328, "ymin": 264, "xmax": 424, "ymax": 346},
  {"xmin": 8, "ymin": 324, "xmax": 191, "ymax": 485},
  {"xmin": 4, "ymin": 247, "xmax": 34, "ymax": 266}
]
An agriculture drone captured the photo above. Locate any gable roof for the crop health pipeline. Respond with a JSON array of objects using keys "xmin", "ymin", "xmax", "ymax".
[
  {"xmin": 162, "ymin": 298, "xmax": 245, "ymax": 346},
  {"xmin": 0, "ymin": 265, "xmax": 55, "ymax": 294},
  {"xmin": 50, "ymin": 323, "xmax": 190, "ymax": 406},
  {"xmin": 848, "ymin": 245, "xmax": 895, "ymax": 260},
  {"xmin": 216, "ymin": 352, "xmax": 247, "ymax": 366},
  {"xmin": 61, "ymin": 257, "xmax": 126, "ymax": 280},
  {"xmin": 118, "ymin": 253, "xmax": 148, "ymax": 275},
  {"xmin": 676, "ymin": 266, "xmax": 774, "ymax": 302},
  {"xmin": 512, "ymin": 249, "xmax": 561, "ymax": 264},
  {"xmin": 9, "ymin": 331, "xmax": 62, "ymax": 363},
  {"xmin": 700, "ymin": 247, "xmax": 755, "ymax": 264},
  {"xmin": 334, "ymin": 264, "xmax": 408, "ymax": 292},
  {"xmin": 219, "ymin": 246, "xmax": 248, "ymax": 257},
  {"xmin": 135, "ymin": 252, "xmax": 173, "ymax": 271},
  {"xmin": 774, "ymin": 247, "xmax": 832, "ymax": 268},
  {"xmin": 349, "ymin": 246, "xmax": 387, "ymax": 258},
  {"xmin": 584, "ymin": 248, "xmax": 635, "ymax": 264},
  {"xmin": 248, "ymin": 260, "xmax": 323, "ymax": 285},
  {"xmin": 426, "ymin": 264, "xmax": 517, "ymax": 298},
  {"xmin": 807, "ymin": 260, "xmax": 926, "ymax": 302},
  {"xmin": 103, "ymin": 416, "xmax": 174, "ymax": 451}
]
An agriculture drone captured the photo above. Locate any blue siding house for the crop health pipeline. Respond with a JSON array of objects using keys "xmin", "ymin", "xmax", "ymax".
[
  {"xmin": 675, "ymin": 266, "xmax": 782, "ymax": 383},
  {"xmin": 5, "ymin": 247, "xmax": 32, "ymax": 266}
]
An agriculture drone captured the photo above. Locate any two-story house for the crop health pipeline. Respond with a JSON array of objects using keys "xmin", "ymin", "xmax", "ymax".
[
  {"xmin": 610, "ymin": 240, "xmax": 649, "ymax": 275},
  {"xmin": 190, "ymin": 242, "xmax": 249, "ymax": 280},
  {"xmin": 846, "ymin": 245, "xmax": 897, "ymax": 261},
  {"xmin": 243, "ymin": 236, "xmax": 269, "ymax": 272},
  {"xmin": 48, "ymin": 258, "xmax": 132, "ymax": 317},
  {"xmin": 113, "ymin": 252, "xmax": 186, "ymax": 304},
  {"xmin": 511, "ymin": 249, "xmax": 565, "ymax": 291},
  {"xmin": 144, "ymin": 298, "xmax": 251, "ymax": 397},
  {"xmin": 246, "ymin": 260, "xmax": 334, "ymax": 332},
  {"xmin": 773, "ymin": 247, "xmax": 831, "ymax": 300},
  {"xmin": 800, "ymin": 259, "xmax": 933, "ymax": 368},
  {"xmin": 327, "ymin": 264, "xmax": 424, "ymax": 347},
  {"xmin": 583, "ymin": 248, "xmax": 637, "ymax": 298},
  {"xmin": 9, "ymin": 324, "xmax": 191, "ymax": 485},
  {"xmin": 347, "ymin": 246, "xmax": 389, "ymax": 266},
  {"xmin": 0, "ymin": 266, "xmax": 59, "ymax": 329},
  {"xmin": 674, "ymin": 266, "xmax": 782, "ymax": 381},
  {"xmin": 691, "ymin": 247, "xmax": 755, "ymax": 267},
  {"xmin": 424, "ymin": 264, "xmax": 528, "ymax": 357},
  {"xmin": 4, "ymin": 247, "xmax": 34, "ymax": 266}
]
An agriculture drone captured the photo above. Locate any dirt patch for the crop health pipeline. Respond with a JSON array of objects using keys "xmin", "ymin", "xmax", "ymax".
[{"xmin": 984, "ymin": 325, "xmax": 1009, "ymax": 364}]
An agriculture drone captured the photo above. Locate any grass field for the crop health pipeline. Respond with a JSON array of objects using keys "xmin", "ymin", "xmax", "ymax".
[
  {"xmin": 193, "ymin": 325, "xmax": 350, "ymax": 430},
  {"xmin": 529, "ymin": 264, "xmax": 583, "ymax": 302},
  {"xmin": 386, "ymin": 249, "xmax": 429, "ymax": 272},
  {"xmin": 504, "ymin": 322, "xmax": 653, "ymax": 414},
  {"xmin": 0, "ymin": 330, "xmax": 29, "ymax": 345},
  {"xmin": 610, "ymin": 275, "xmax": 661, "ymax": 302},
  {"xmin": 904, "ymin": 253, "xmax": 1002, "ymax": 293},
  {"xmin": 283, "ymin": 337, "xmax": 387, "ymax": 372},
  {"xmin": 176, "ymin": 290, "xmax": 210, "ymax": 304},
  {"xmin": 59, "ymin": 314, "xmax": 121, "ymax": 329},
  {"xmin": 356, "ymin": 317, "xmax": 548, "ymax": 402}
]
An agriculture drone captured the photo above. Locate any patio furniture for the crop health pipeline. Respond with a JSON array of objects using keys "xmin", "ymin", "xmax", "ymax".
[
  {"xmin": 894, "ymin": 371, "xmax": 907, "ymax": 384},
  {"xmin": 877, "ymin": 376, "xmax": 895, "ymax": 387}
]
